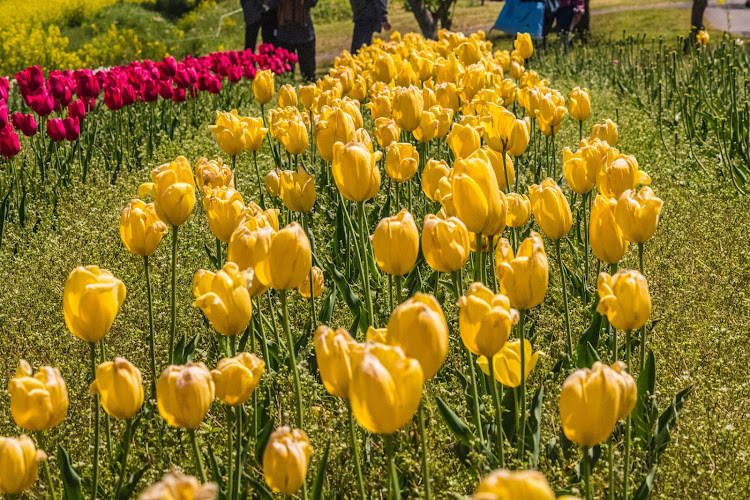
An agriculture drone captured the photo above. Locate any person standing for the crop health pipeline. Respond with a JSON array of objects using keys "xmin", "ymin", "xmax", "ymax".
[
  {"xmin": 350, "ymin": 0, "xmax": 390, "ymax": 54},
  {"xmin": 556, "ymin": 0, "xmax": 584, "ymax": 53},
  {"xmin": 241, "ymin": 0, "xmax": 278, "ymax": 52},
  {"xmin": 276, "ymin": 0, "xmax": 318, "ymax": 82}
]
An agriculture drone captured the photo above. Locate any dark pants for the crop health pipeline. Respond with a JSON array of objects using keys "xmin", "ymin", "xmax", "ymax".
[
  {"xmin": 691, "ymin": 0, "xmax": 707, "ymax": 29},
  {"xmin": 243, "ymin": 6, "xmax": 277, "ymax": 51},
  {"xmin": 351, "ymin": 17, "xmax": 380, "ymax": 54},
  {"xmin": 556, "ymin": 6, "xmax": 575, "ymax": 53},
  {"xmin": 278, "ymin": 39, "xmax": 316, "ymax": 82}
]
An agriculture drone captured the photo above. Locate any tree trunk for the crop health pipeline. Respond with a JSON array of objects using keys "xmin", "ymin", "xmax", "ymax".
[{"xmin": 406, "ymin": 0, "xmax": 438, "ymax": 39}]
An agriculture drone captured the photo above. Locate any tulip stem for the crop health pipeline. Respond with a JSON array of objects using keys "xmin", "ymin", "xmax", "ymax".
[
  {"xmin": 216, "ymin": 238, "xmax": 223, "ymax": 269},
  {"xmin": 302, "ymin": 216, "xmax": 316, "ymax": 333},
  {"xmin": 114, "ymin": 419, "xmax": 134, "ymax": 500},
  {"xmin": 388, "ymin": 274, "xmax": 394, "ymax": 313},
  {"xmin": 518, "ymin": 309, "xmax": 527, "ymax": 461},
  {"xmin": 385, "ymin": 434, "xmax": 401, "ymax": 500},
  {"xmin": 417, "ymin": 402, "xmax": 432, "ymax": 500},
  {"xmin": 234, "ymin": 405, "xmax": 243, "ymax": 500},
  {"xmin": 232, "ymin": 154, "xmax": 238, "ymax": 195},
  {"xmin": 36, "ymin": 433, "xmax": 57, "ymax": 500},
  {"xmin": 347, "ymin": 402, "xmax": 367, "ymax": 500},
  {"xmin": 226, "ymin": 409, "xmax": 234, "ymax": 500},
  {"xmin": 168, "ymin": 224, "xmax": 179, "ymax": 365},
  {"xmin": 578, "ymin": 120, "xmax": 583, "ymax": 143},
  {"xmin": 395, "ymin": 275, "xmax": 403, "ymax": 306},
  {"xmin": 357, "ymin": 201, "xmax": 375, "ymax": 326},
  {"xmin": 474, "ymin": 233, "xmax": 484, "ymax": 284},
  {"xmin": 488, "ymin": 360, "xmax": 505, "ymax": 468},
  {"xmin": 624, "ymin": 330, "xmax": 632, "ymax": 500},
  {"xmin": 583, "ymin": 193, "xmax": 590, "ymax": 301},
  {"xmin": 501, "ymin": 149, "xmax": 511, "ymax": 193},
  {"xmin": 189, "ymin": 429, "xmax": 208, "ymax": 483},
  {"xmin": 280, "ymin": 290, "xmax": 304, "ymax": 430},
  {"xmin": 608, "ymin": 435, "xmax": 615, "ymax": 500},
  {"xmin": 143, "ymin": 256, "xmax": 157, "ymax": 400},
  {"xmin": 266, "ymin": 291, "xmax": 282, "ymax": 348},
  {"xmin": 98, "ymin": 340, "xmax": 114, "ymax": 463},
  {"xmin": 253, "ymin": 151, "xmax": 266, "ymax": 209},
  {"xmin": 638, "ymin": 242, "xmax": 646, "ymax": 372},
  {"xmin": 255, "ymin": 298, "xmax": 271, "ymax": 367},
  {"xmin": 89, "ymin": 342, "xmax": 100, "ymax": 500},
  {"xmin": 555, "ymin": 239, "xmax": 573, "ymax": 358},
  {"xmin": 583, "ymin": 446, "xmax": 593, "ymax": 500}
]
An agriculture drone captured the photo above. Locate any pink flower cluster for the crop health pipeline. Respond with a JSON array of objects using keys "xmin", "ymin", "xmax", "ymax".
[{"xmin": 0, "ymin": 44, "xmax": 297, "ymax": 158}]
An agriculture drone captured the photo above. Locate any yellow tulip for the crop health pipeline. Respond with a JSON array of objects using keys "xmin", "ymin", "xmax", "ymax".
[
  {"xmin": 374, "ymin": 117, "xmax": 400, "ymax": 149},
  {"xmin": 435, "ymin": 176, "xmax": 457, "ymax": 217},
  {"xmin": 277, "ymin": 116, "xmax": 308, "ymax": 156},
  {"xmin": 497, "ymin": 78, "xmax": 518, "ymax": 107},
  {"xmin": 366, "ymin": 93, "xmax": 392, "ymax": 120},
  {"xmin": 395, "ymin": 59, "xmax": 418, "ymax": 87},
  {"xmin": 518, "ymin": 86, "xmax": 542, "ymax": 118},
  {"xmin": 591, "ymin": 118, "xmax": 618, "ymax": 146},
  {"xmin": 332, "ymin": 140, "xmax": 382, "ymax": 202},
  {"xmin": 242, "ymin": 116, "xmax": 268, "ymax": 153},
  {"xmin": 372, "ymin": 209, "xmax": 419, "ymax": 276},
  {"xmin": 537, "ymin": 91, "xmax": 567, "ymax": 136},
  {"xmin": 156, "ymin": 362, "xmax": 215, "ymax": 429},
  {"xmin": 505, "ymin": 193, "xmax": 531, "ymax": 228},
  {"xmin": 253, "ymin": 69, "xmax": 274, "ymax": 105},
  {"xmin": 203, "ymin": 186, "xmax": 245, "ymax": 243},
  {"xmin": 119, "ymin": 199, "xmax": 169, "ymax": 257},
  {"xmin": 447, "ymin": 123, "xmax": 481, "ymax": 159},
  {"xmin": 696, "ymin": 29, "xmax": 710, "ymax": 46},
  {"xmin": 242, "ymin": 202, "xmax": 280, "ymax": 231},
  {"xmin": 349, "ymin": 77, "xmax": 368, "ymax": 102},
  {"xmin": 597, "ymin": 151, "xmax": 650, "ymax": 198},
  {"xmin": 195, "ymin": 157, "xmax": 233, "ymax": 191},
  {"xmin": 392, "ymin": 85, "xmax": 425, "ymax": 132},
  {"xmin": 509, "ymin": 60, "xmax": 525, "ymax": 80},
  {"xmin": 314, "ymin": 326, "xmax": 361, "ymax": 398},
  {"xmin": 8, "ymin": 360, "xmax": 68, "ymax": 431},
  {"xmin": 209, "ymin": 110, "xmax": 246, "ymax": 157},
  {"xmin": 193, "ymin": 262, "xmax": 253, "ymax": 336},
  {"xmin": 568, "ymin": 87, "xmax": 591, "ymax": 122},
  {"xmin": 435, "ymin": 82, "xmax": 461, "ymax": 111},
  {"xmin": 349, "ymin": 342, "xmax": 424, "ymax": 434},
  {"xmin": 265, "ymin": 169, "xmax": 281, "ymax": 198},
  {"xmin": 615, "ymin": 187, "xmax": 664, "ymax": 243},
  {"xmin": 278, "ymin": 84, "xmax": 298, "ymax": 108},
  {"xmin": 431, "ymin": 105, "xmax": 454, "ymax": 138},
  {"xmin": 480, "ymin": 103, "xmax": 529, "ymax": 156},
  {"xmin": 515, "ymin": 33, "xmax": 534, "ymax": 59},
  {"xmin": 139, "ymin": 471, "xmax": 217, "ymax": 500},
  {"xmin": 457, "ymin": 39, "xmax": 483, "ymax": 66},
  {"xmin": 477, "ymin": 339, "xmax": 539, "ymax": 388},
  {"xmin": 337, "ymin": 97, "xmax": 364, "ymax": 130},
  {"xmin": 590, "ymin": 195, "xmax": 629, "ymax": 264},
  {"xmin": 458, "ymin": 282, "xmax": 519, "ymax": 358},
  {"xmin": 211, "ymin": 352, "xmax": 265, "ymax": 406},
  {"xmin": 422, "ymin": 159, "xmax": 451, "ymax": 202},
  {"xmin": 385, "ymin": 142, "xmax": 419, "ymax": 183},
  {"xmin": 280, "ymin": 166, "xmax": 316, "ymax": 213},
  {"xmin": 452, "ymin": 156, "xmax": 507, "ymax": 236},
  {"xmin": 471, "ymin": 147, "xmax": 515, "ymax": 192},
  {"xmin": 228, "ymin": 222, "xmax": 272, "ymax": 272},
  {"xmin": 255, "ymin": 222, "xmax": 312, "ymax": 290},
  {"xmin": 529, "ymin": 178, "xmax": 572, "ymax": 239},
  {"xmin": 0, "ymin": 436, "xmax": 46, "ymax": 495},
  {"xmin": 421, "ymin": 214, "xmax": 470, "ymax": 273},
  {"xmin": 138, "ymin": 156, "xmax": 196, "ymax": 227},
  {"xmin": 597, "ymin": 270, "xmax": 651, "ymax": 331},
  {"xmin": 89, "ymin": 357, "xmax": 144, "ymax": 420},
  {"xmin": 298, "ymin": 265, "xmax": 325, "ymax": 298},
  {"xmin": 495, "ymin": 232, "xmax": 548, "ymax": 310},
  {"xmin": 372, "ymin": 52, "xmax": 397, "ymax": 83},
  {"xmin": 559, "ymin": 362, "xmax": 623, "ymax": 447},
  {"xmin": 472, "ymin": 469, "xmax": 555, "ymax": 500},
  {"xmin": 263, "ymin": 426, "xmax": 312, "ymax": 495},
  {"xmin": 563, "ymin": 147, "xmax": 596, "ymax": 195},
  {"xmin": 63, "ymin": 266, "xmax": 126, "ymax": 343},
  {"xmin": 386, "ymin": 293, "xmax": 448, "ymax": 379},
  {"xmin": 609, "ymin": 360, "xmax": 637, "ymax": 421},
  {"xmin": 436, "ymin": 54, "xmax": 464, "ymax": 84},
  {"xmin": 413, "ymin": 109, "xmax": 439, "ymax": 143},
  {"xmin": 460, "ymin": 63, "xmax": 487, "ymax": 102},
  {"xmin": 298, "ymin": 83, "xmax": 317, "ymax": 110}
]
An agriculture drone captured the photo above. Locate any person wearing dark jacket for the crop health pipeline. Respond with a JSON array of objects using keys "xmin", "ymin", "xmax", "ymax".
[
  {"xmin": 241, "ymin": 0, "xmax": 277, "ymax": 52},
  {"xmin": 276, "ymin": 0, "xmax": 318, "ymax": 82},
  {"xmin": 350, "ymin": 0, "xmax": 390, "ymax": 54}
]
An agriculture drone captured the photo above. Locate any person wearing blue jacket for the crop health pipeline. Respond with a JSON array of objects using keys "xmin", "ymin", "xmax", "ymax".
[
  {"xmin": 276, "ymin": 0, "xmax": 318, "ymax": 82},
  {"xmin": 350, "ymin": 0, "xmax": 390, "ymax": 54}
]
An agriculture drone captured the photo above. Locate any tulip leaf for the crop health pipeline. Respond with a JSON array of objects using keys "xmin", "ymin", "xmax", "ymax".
[
  {"xmin": 571, "ymin": 445, "xmax": 601, "ymax": 483},
  {"xmin": 633, "ymin": 464, "xmax": 658, "ymax": 500},
  {"xmin": 435, "ymin": 396, "xmax": 474, "ymax": 446},
  {"xmin": 172, "ymin": 333, "xmax": 199, "ymax": 365},
  {"xmin": 244, "ymin": 475, "xmax": 275, "ymax": 500},
  {"xmin": 406, "ymin": 266, "xmax": 422, "ymax": 299},
  {"xmin": 524, "ymin": 387, "xmax": 544, "ymax": 467},
  {"xmin": 379, "ymin": 182, "xmax": 392, "ymax": 221},
  {"xmin": 254, "ymin": 416, "xmax": 275, "ymax": 465},
  {"xmin": 311, "ymin": 439, "xmax": 331, "ymax": 500},
  {"xmin": 0, "ymin": 183, "xmax": 12, "ymax": 250},
  {"xmin": 57, "ymin": 445, "xmax": 84, "ymax": 500},
  {"xmin": 205, "ymin": 441, "xmax": 223, "ymax": 490},
  {"xmin": 501, "ymin": 386, "xmax": 516, "ymax": 442},
  {"xmin": 651, "ymin": 385, "xmax": 693, "ymax": 465},
  {"xmin": 329, "ymin": 262, "xmax": 362, "ymax": 313},
  {"xmin": 633, "ymin": 350, "xmax": 657, "ymax": 447},
  {"xmin": 115, "ymin": 463, "xmax": 149, "ymax": 500},
  {"xmin": 204, "ymin": 242, "xmax": 219, "ymax": 269},
  {"xmin": 318, "ymin": 290, "xmax": 335, "ymax": 324},
  {"xmin": 576, "ymin": 312, "xmax": 602, "ymax": 365},
  {"xmin": 576, "ymin": 341, "xmax": 600, "ymax": 369}
]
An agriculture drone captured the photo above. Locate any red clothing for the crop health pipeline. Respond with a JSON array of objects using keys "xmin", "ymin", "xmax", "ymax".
[{"xmin": 558, "ymin": 0, "xmax": 585, "ymax": 12}]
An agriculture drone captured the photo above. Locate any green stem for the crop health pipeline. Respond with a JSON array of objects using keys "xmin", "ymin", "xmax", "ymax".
[
  {"xmin": 280, "ymin": 290, "xmax": 304, "ymax": 429},
  {"xmin": 385, "ymin": 434, "xmax": 401, "ymax": 500},
  {"xmin": 624, "ymin": 330, "xmax": 632, "ymax": 500},
  {"xmin": 234, "ymin": 405, "xmax": 243, "ymax": 500},
  {"xmin": 347, "ymin": 402, "xmax": 367, "ymax": 500},
  {"xmin": 90, "ymin": 342, "xmax": 100, "ymax": 500},
  {"xmin": 189, "ymin": 429, "xmax": 208, "ymax": 483},
  {"xmin": 518, "ymin": 309, "xmax": 527, "ymax": 461},
  {"xmin": 98, "ymin": 341, "xmax": 113, "ymax": 463},
  {"xmin": 555, "ymin": 239, "xmax": 573, "ymax": 357},
  {"xmin": 488, "ymin": 358, "xmax": 504, "ymax": 467},
  {"xmin": 36, "ymin": 433, "xmax": 57, "ymax": 500},
  {"xmin": 227, "ymin": 409, "xmax": 234, "ymax": 500},
  {"xmin": 474, "ymin": 233, "xmax": 484, "ymax": 284},
  {"xmin": 255, "ymin": 298, "xmax": 271, "ymax": 367},
  {"xmin": 168, "ymin": 225, "xmax": 179, "ymax": 365},
  {"xmin": 253, "ymin": 151, "xmax": 266, "ymax": 209},
  {"xmin": 216, "ymin": 238, "xmax": 223, "ymax": 269},
  {"xmin": 144, "ymin": 256, "xmax": 157, "ymax": 400},
  {"xmin": 232, "ymin": 154, "xmax": 238, "ymax": 195},
  {"xmin": 501, "ymin": 148, "xmax": 510, "ymax": 193},
  {"xmin": 417, "ymin": 402, "xmax": 432, "ymax": 500},
  {"xmin": 583, "ymin": 192, "xmax": 590, "ymax": 300},
  {"xmin": 303, "ymin": 216, "xmax": 316, "ymax": 333},
  {"xmin": 638, "ymin": 242, "xmax": 646, "ymax": 371},
  {"xmin": 388, "ymin": 274, "xmax": 394, "ymax": 314},
  {"xmin": 113, "ymin": 419, "xmax": 134, "ymax": 499},
  {"xmin": 395, "ymin": 275, "xmax": 403, "ymax": 305},
  {"xmin": 608, "ymin": 435, "xmax": 615, "ymax": 500},
  {"xmin": 266, "ymin": 291, "xmax": 281, "ymax": 348},
  {"xmin": 583, "ymin": 446, "xmax": 593, "ymax": 500},
  {"xmin": 357, "ymin": 201, "xmax": 375, "ymax": 326}
]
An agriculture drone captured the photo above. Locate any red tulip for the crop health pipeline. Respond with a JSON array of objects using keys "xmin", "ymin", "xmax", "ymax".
[
  {"xmin": 63, "ymin": 117, "xmax": 80, "ymax": 141},
  {"xmin": 0, "ymin": 125, "xmax": 20, "ymax": 158},
  {"xmin": 11, "ymin": 113, "xmax": 37, "ymax": 137},
  {"xmin": 46, "ymin": 118, "xmax": 66, "ymax": 142}
]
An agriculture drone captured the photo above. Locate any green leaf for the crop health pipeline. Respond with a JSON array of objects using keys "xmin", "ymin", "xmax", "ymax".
[
  {"xmin": 115, "ymin": 464, "xmax": 149, "ymax": 500},
  {"xmin": 633, "ymin": 350, "xmax": 657, "ymax": 446},
  {"xmin": 318, "ymin": 290, "xmax": 335, "ymax": 324},
  {"xmin": 206, "ymin": 442, "xmax": 223, "ymax": 489},
  {"xmin": 245, "ymin": 475, "xmax": 275, "ymax": 500},
  {"xmin": 651, "ymin": 385, "xmax": 693, "ymax": 463},
  {"xmin": 57, "ymin": 445, "xmax": 84, "ymax": 500},
  {"xmin": 311, "ymin": 439, "xmax": 331, "ymax": 500},
  {"xmin": 576, "ymin": 312, "xmax": 602, "ymax": 365},
  {"xmin": 254, "ymin": 418, "xmax": 274, "ymax": 464},
  {"xmin": 435, "ymin": 396, "xmax": 474, "ymax": 446},
  {"xmin": 576, "ymin": 341, "xmax": 600, "ymax": 369},
  {"xmin": 524, "ymin": 387, "xmax": 544, "ymax": 467},
  {"xmin": 633, "ymin": 465, "xmax": 658, "ymax": 500},
  {"xmin": 329, "ymin": 262, "xmax": 362, "ymax": 313},
  {"xmin": 406, "ymin": 266, "xmax": 422, "ymax": 298}
]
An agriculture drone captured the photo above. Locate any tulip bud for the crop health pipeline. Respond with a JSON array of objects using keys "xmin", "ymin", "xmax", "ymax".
[
  {"xmin": 413, "ymin": 109, "xmax": 439, "ymax": 143},
  {"xmin": 193, "ymin": 263, "xmax": 253, "ymax": 337},
  {"xmin": 372, "ymin": 209, "xmax": 419, "ymax": 276},
  {"xmin": 385, "ymin": 142, "xmax": 419, "ymax": 183},
  {"xmin": 63, "ymin": 266, "xmax": 126, "ymax": 343},
  {"xmin": 263, "ymin": 426, "xmax": 313, "ymax": 494},
  {"xmin": 435, "ymin": 82, "xmax": 460, "ymax": 111},
  {"xmin": 529, "ymin": 178, "xmax": 572, "ymax": 240},
  {"xmin": 452, "ymin": 156, "xmax": 506, "ymax": 236},
  {"xmin": 89, "ymin": 357, "xmax": 144, "ymax": 420},
  {"xmin": 514, "ymin": 33, "xmax": 534, "ymax": 59},
  {"xmin": 562, "ymin": 147, "xmax": 595, "ymax": 195},
  {"xmin": 280, "ymin": 166, "xmax": 316, "ymax": 213},
  {"xmin": 505, "ymin": 193, "xmax": 531, "ymax": 227},
  {"xmin": 421, "ymin": 214, "xmax": 471, "ymax": 273},
  {"xmin": 253, "ymin": 70, "xmax": 274, "ymax": 105},
  {"xmin": 242, "ymin": 116, "xmax": 268, "ymax": 153},
  {"xmin": 211, "ymin": 352, "xmax": 265, "ymax": 406},
  {"xmin": 138, "ymin": 156, "xmax": 196, "ymax": 227},
  {"xmin": 314, "ymin": 326, "xmax": 362, "ymax": 398},
  {"xmin": 591, "ymin": 118, "xmax": 618, "ymax": 146},
  {"xmin": 387, "ymin": 293, "xmax": 448, "ymax": 379},
  {"xmin": 421, "ymin": 159, "xmax": 451, "ymax": 202},
  {"xmin": 255, "ymin": 222, "xmax": 312, "ymax": 290},
  {"xmin": 277, "ymin": 116, "xmax": 308, "ymax": 156},
  {"xmin": 374, "ymin": 117, "xmax": 400, "ymax": 149},
  {"xmin": 8, "ymin": 360, "xmax": 68, "ymax": 431},
  {"xmin": 203, "ymin": 187, "xmax": 245, "ymax": 243},
  {"xmin": 615, "ymin": 187, "xmax": 663, "ymax": 243},
  {"xmin": 119, "ymin": 199, "xmax": 169, "ymax": 257},
  {"xmin": 560, "ymin": 362, "xmax": 623, "ymax": 447},
  {"xmin": 597, "ymin": 270, "xmax": 651, "ymax": 331},
  {"xmin": 278, "ymin": 84, "xmax": 298, "ymax": 108},
  {"xmin": 477, "ymin": 339, "xmax": 538, "ymax": 388},
  {"xmin": 332, "ymin": 140, "xmax": 382, "ymax": 202},
  {"xmin": 373, "ymin": 53, "xmax": 397, "ymax": 83},
  {"xmin": 195, "ymin": 157, "xmax": 234, "ymax": 191},
  {"xmin": 366, "ymin": 93, "xmax": 392, "ymax": 121},
  {"xmin": 139, "ymin": 471, "xmax": 217, "ymax": 500},
  {"xmin": 157, "ymin": 362, "xmax": 214, "ymax": 429},
  {"xmin": 495, "ymin": 233, "xmax": 548, "ymax": 310},
  {"xmin": 0, "ymin": 436, "xmax": 47, "ymax": 494},
  {"xmin": 350, "ymin": 342, "xmax": 424, "ymax": 434},
  {"xmin": 265, "ymin": 169, "xmax": 281, "ymax": 198},
  {"xmin": 458, "ymin": 282, "xmax": 519, "ymax": 358},
  {"xmin": 392, "ymin": 85, "xmax": 424, "ymax": 132},
  {"xmin": 590, "ymin": 195, "xmax": 629, "ymax": 264},
  {"xmin": 568, "ymin": 87, "xmax": 591, "ymax": 122},
  {"xmin": 227, "ymin": 224, "xmax": 273, "ymax": 277},
  {"xmin": 471, "ymin": 147, "xmax": 515, "ymax": 192},
  {"xmin": 298, "ymin": 265, "xmax": 325, "ymax": 298},
  {"xmin": 597, "ymin": 152, "xmax": 650, "ymax": 198},
  {"xmin": 472, "ymin": 468, "xmax": 555, "ymax": 500},
  {"xmin": 209, "ymin": 110, "xmax": 247, "ymax": 156},
  {"xmin": 447, "ymin": 123, "xmax": 481, "ymax": 159}
]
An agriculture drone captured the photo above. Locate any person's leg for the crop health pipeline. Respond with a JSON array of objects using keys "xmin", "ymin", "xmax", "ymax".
[
  {"xmin": 351, "ymin": 19, "xmax": 376, "ymax": 54},
  {"xmin": 241, "ymin": 1, "xmax": 262, "ymax": 51},
  {"xmin": 260, "ymin": 8, "xmax": 278, "ymax": 47},
  {"xmin": 690, "ymin": 0, "xmax": 708, "ymax": 30},
  {"xmin": 297, "ymin": 39, "xmax": 317, "ymax": 82},
  {"xmin": 556, "ymin": 6, "xmax": 575, "ymax": 53}
]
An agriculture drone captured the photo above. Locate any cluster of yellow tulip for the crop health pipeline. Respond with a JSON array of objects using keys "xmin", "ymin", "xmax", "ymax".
[{"xmin": 1, "ymin": 28, "xmax": 672, "ymax": 500}]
